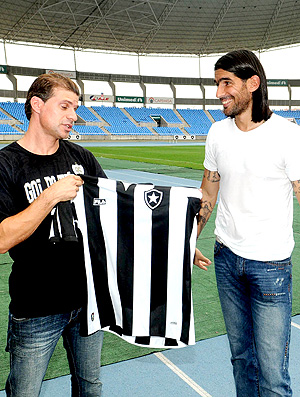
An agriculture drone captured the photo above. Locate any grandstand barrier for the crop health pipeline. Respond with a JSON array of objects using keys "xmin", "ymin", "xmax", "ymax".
[
  {"xmin": 68, "ymin": 134, "xmax": 81, "ymax": 140},
  {"xmin": 0, "ymin": 134, "xmax": 24, "ymax": 141},
  {"xmin": 174, "ymin": 135, "xmax": 196, "ymax": 140},
  {"xmin": 0, "ymin": 133, "xmax": 206, "ymax": 142}
]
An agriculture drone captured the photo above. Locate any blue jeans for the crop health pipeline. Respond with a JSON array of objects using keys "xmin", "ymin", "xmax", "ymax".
[
  {"xmin": 214, "ymin": 240, "xmax": 292, "ymax": 397},
  {"xmin": 5, "ymin": 309, "xmax": 104, "ymax": 397}
]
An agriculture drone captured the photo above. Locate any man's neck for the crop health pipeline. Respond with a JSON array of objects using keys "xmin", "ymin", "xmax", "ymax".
[
  {"xmin": 234, "ymin": 108, "xmax": 265, "ymax": 132},
  {"xmin": 17, "ymin": 128, "xmax": 60, "ymax": 156}
]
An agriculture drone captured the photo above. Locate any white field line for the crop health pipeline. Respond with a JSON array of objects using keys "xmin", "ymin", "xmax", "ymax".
[
  {"xmin": 154, "ymin": 352, "xmax": 212, "ymax": 397},
  {"xmin": 291, "ymin": 321, "xmax": 300, "ymax": 330}
]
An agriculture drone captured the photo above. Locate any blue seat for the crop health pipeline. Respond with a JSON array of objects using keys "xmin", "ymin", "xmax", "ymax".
[{"xmin": 177, "ymin": 109, "xmax": 212, "ymax": 135}]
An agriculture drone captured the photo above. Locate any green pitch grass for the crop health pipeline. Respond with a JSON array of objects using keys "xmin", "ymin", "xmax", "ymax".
[{"xmin": 86, "ymin": 145, "xmax": 206, "ymax": 170}]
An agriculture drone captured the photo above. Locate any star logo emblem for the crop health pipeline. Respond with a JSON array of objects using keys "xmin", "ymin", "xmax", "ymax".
[{"xmin": 144, "ymin": 189, "xmax": 163, "ymax": 210}]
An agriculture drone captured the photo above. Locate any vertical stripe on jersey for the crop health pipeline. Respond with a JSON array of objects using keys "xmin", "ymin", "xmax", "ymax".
[
  {"xmin": 165, "ymin": 187, "xmax": 188, "ymax": 343},
  {"xmin": 149, "ymin": 187, "xmax": 170, "ymax": 337},
  {"xmin": 97, "ymin": 179, "xmax": 123, "ymax": 329},
  {"xmin": 188, "ymin": 210, "xmax": 197, "ymax": 345},
  {"xmin": 181, "ymin": 195, "xmax": 199, "ymax": 345},
  {"xmin": 74, "ymin": 186, "xmax": 101, "ymax": 335},
  {"xmin": 116, "ymin": 182, "xmax": 135, "ymax": 335},
  {"xmin": 132, "ymin": 184, "xmax": 153, "ymax": 337}
]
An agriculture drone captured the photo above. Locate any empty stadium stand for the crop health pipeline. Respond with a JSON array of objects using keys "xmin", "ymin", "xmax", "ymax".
[
  {"xmin": 0, "ymin": 102, "xmax": 27, "ymax": 122},
  {"xmin": 72, "ymin": 125, "xmax": 107, "ymax": 135},
  {"xmin": 177, "ymin": 109, "xmax": 212, "ymax": 135},
  {"xmin": 0, "ymin": 102, "xmax": 28, "ymax": 134},
  {"xmin": 273, "ymin": 110, "xmax": 300, "ymax": 125},
  {"xmin": 16, "ymin": 120, "xmax": 29, "ymax": 132},
  {"xmin": 208, "ymin": 109, "xmax": 227, "ymax": 122},
  {"xmin": 92, "ymin": 106, "xmax": 153, "ymax": 135},
  {"xmin": 153, "ymin": 127, "xmax": 184, "ymax": 136},
  {"xmin": 0, "ymin": 101, "xmax": 261, "ymax": 140},
  {"xmin": 76, "ymin": 105, "xmax": 100, "ymax": 122},
  {"xmin": 125, "ymin": 107, "xmax": 183, "ymax": 125},
  {"xmin": 0, "ymin": 124, "xmax": 22, "ymax": 134},
  {"xmin": 0, "ymin": 110, "xmax": 12, "ymax": 121}
]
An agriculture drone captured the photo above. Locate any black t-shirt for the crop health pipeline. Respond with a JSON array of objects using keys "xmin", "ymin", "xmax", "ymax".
[{"xmin": 0, "ymin": 140, "xmax": 106, "ymax": 318}]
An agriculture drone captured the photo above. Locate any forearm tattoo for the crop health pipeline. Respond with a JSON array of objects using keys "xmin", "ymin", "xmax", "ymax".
[
  {"xmin": 198, "ymin": 200, "xmax": 215, "ymax": 232},
  {"xmin": 197, "ymin": 171, "xmax": 220, "ymax": 232}
]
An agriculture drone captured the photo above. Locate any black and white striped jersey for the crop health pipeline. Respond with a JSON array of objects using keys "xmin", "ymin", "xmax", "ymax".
[{"xmin": 51, "ymin": 175, "xmax": 202, "ymax": 348}]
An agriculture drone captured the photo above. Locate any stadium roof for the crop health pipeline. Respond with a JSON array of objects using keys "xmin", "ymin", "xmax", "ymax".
[{"xmin": 1, "ymin": 0, "xmax": 300, "ymax": 56}]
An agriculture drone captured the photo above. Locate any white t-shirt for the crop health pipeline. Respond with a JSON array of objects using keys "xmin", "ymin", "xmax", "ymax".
[{"xmin": 204, "ymin": 113, "xmax": 300, "ymax": 261}]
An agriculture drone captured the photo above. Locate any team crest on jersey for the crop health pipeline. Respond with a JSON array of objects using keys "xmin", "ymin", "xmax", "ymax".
[
  {"xmin": 144, "ymin": 189, "xmax": 163, "ymax": 210},
  {"xmin": 72, "ymin": 164, "xmax": 84, "ymax": 175}
]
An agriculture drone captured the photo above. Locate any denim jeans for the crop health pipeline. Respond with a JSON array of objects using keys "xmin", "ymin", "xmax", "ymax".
[
  {"xmin": 5, "ymin": 309, "xmax": 104, "ymax": 397},
  {"xmin": 214, "ymin": 240, "xmax": 292, "ymax": 397}
]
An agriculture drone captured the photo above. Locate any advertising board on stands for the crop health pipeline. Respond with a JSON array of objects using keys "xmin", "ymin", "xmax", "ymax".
[
  {"xmin": 146, "ymin": 97, "xmax": 174, "ymax": 105},
  {"xmin": 116, "ymin": 96, "xmax": 144, "ymax": 103},
  {"xmin": 86, "ymin": 94, "xmax": 114, "ymax": 102},
  {"xmin": 0, "ymin": 65, "xmax": 7, "ymax": 74}
]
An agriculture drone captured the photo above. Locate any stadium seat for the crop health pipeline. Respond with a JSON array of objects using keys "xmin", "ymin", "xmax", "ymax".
[
  {"xmin": 153, "ymin": 127, "xmax": 184, "ymax": 136},
  {"xmin": 208, "ymin": 109, "xmax": 226, "ymax": 122},
  {"xmin": 0, "ymin": 110, "xmax": 12, "ymax": 121},
  {"xmin": 0, "ymin": 102, "xmax": 28, "ymax": 132},
  {"xmin": 177, "ymin": 109, "xmax": 212, "ymax": 135},
  {"xmin": 125, "ymin": 107, "xmax": 182, "ymax": 124},
  {"xmin": 76, "ymin": 106, "xmax": 100, "ymax": 122},
  {"xmin": 0, "ymin": 102, "xmax": 27, "ymax": 122},
  {"xmin": 273, "ymin": 109, "xmax": 300, "ymax": 124},
  {"xmin": 73, "ymin": 125, "xmax": 107, "ymax": 135},
  {"xmin": 0, "ymin": 124, "xmax": 22, "ymax": 134},
  {"xmin": 92, "ymin": 106, "xmax": 153, "ymax": 135}
]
